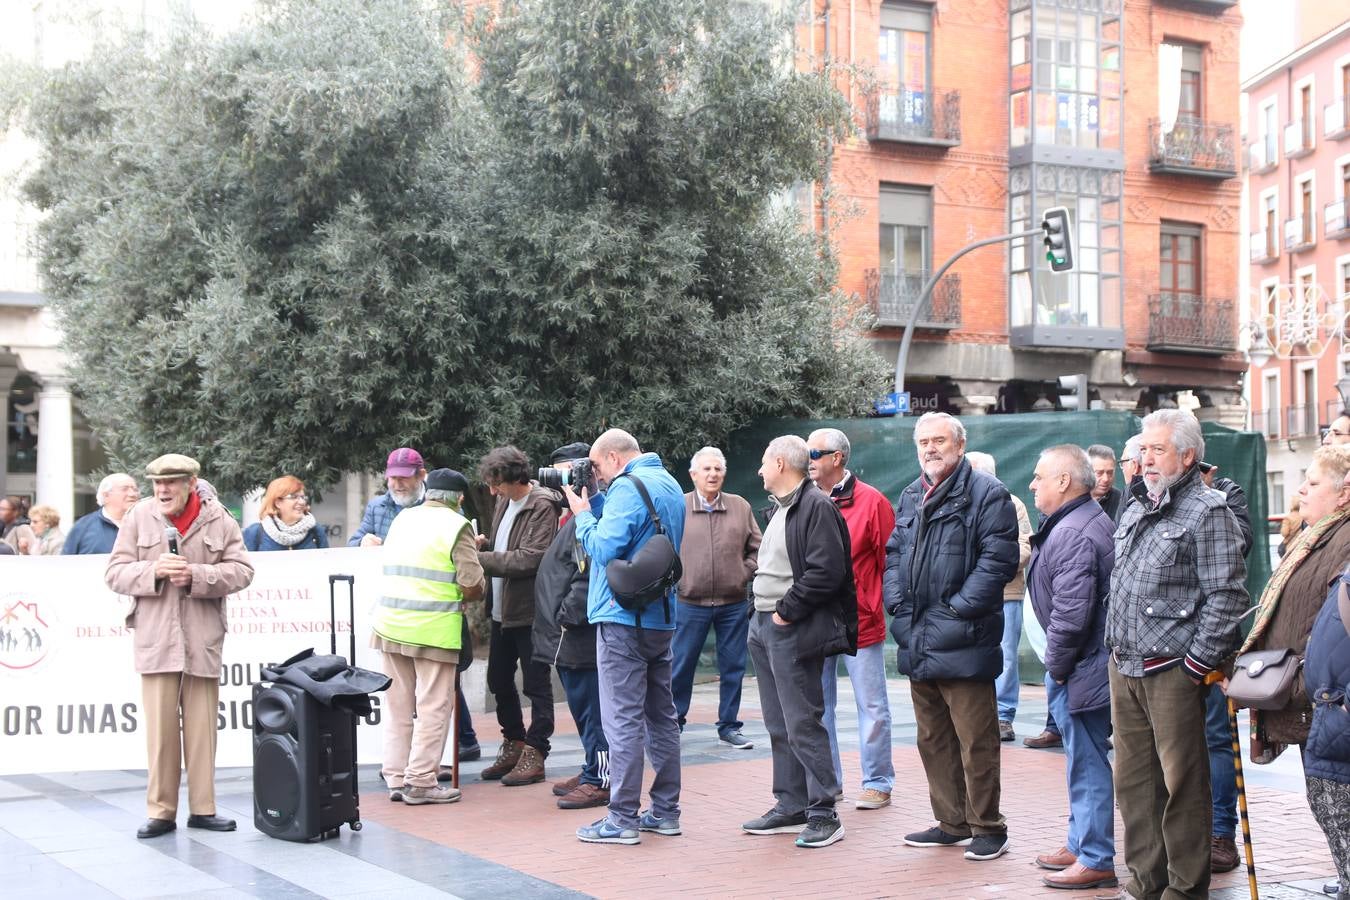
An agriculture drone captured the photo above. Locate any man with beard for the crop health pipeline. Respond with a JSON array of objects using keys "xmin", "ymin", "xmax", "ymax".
[{"xmin": 1106, "ymin": 409, "xmax": 1248, "ymax": 899}]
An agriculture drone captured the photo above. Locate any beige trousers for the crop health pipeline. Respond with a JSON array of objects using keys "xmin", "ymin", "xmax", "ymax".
[
  {"xmin": 380, "ymin": 652, "xmax": 457, "ymax": 788},
  {"xmin": 142, "ymin": 672, "xmax": 219, "ymax": 820}
]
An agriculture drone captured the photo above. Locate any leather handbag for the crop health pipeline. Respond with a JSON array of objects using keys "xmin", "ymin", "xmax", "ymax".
[{"xmin": 1227, "ymin": 648, "xmax": 1302, "ymax": 711}]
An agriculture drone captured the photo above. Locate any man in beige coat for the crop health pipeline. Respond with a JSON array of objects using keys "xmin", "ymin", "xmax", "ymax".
[{"xmin": 106, "ymin": 454, "xmax": 254, "ymax": 839}]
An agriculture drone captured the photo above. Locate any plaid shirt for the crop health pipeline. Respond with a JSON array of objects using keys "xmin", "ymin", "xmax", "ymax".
[{"xmin": 1106, "ymin": 466, "xmax": 1248, "ymax": 679}]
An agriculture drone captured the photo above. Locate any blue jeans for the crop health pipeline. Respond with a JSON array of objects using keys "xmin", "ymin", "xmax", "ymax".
[
  {"xmin": 596, "ymin": 623, "xmax": 681, "ymax": 829},
  {"xmin": 670, "ymin": 599, "xmax": 749, "ymax": 733},
  {"xmin": 1046, "ymin": 675, "xmax": 1115, "ymax": 871},
  {"xmin": 559, "ymin": 666, "xmax": 609, "ymax": 788},
  {"xmin": 1205, "ymin": 683, "xmax": 1238, "ymax": 839},
  {"xmin": 822, "ymin": 641, "xmax": 895, "ymax": 792},
  {"xmin": 995, "ymin": 599, "xmax": 1023, "ymax": 722}
]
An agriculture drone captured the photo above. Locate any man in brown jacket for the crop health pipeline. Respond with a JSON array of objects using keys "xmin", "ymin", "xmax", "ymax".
[
  {"xmin": 671, "ymin": 446, "xmax": 761, "ymax": 749},
  {"xmin": 477, "ymin": 446, "xmax": 560, "ymax": 785},
  {"xmin": 105, "ymin": 454, "xmax": 254, "ymax": 839}
]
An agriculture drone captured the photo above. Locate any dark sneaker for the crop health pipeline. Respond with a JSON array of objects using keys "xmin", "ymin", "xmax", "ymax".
[
  {"xmin": 557, "ymin": 783, "xmax": 609, "ymax": 810},
  {"xmin": 638, "ymin": 810, "xmax": 681, "ymax": 836},
  {"xmin": 576, "ymin": 817, "xmax": 640, "ymax": 845},
  {"xmin": 719, "ymin": 729, "xmax": 754, "ymax": 750},
  {"xmin": 998, "ymin": 720, "xmax": 1015, "ymax": 742},
  {"xmin": 904, "ymin": 826, "xmax": 972, "ymax": 847},
  {"xmin": 1210, "ymin": 835, "xmax": 1239, "ymax": 873},
  {"xmin": 742, "ymin": 809, "xmax": 808, "ymax": 835},
  {"xmin": 1324, "ymin": 880, "xmax": 1342, "ymax": 895},
  {"xmin": 795, "ymin": 815, "xmax": 844, "ymax": 848},
  {"xmin": 501, "ymin": 746, "xmax": 546, "ymax": 786},
  {"xmin": 965, "ymin": 832, "xmax": 1010, "ymax": 861},
  {"xmin": 457, "ymin": 741, "xmax": 482, "ymax": 762}
]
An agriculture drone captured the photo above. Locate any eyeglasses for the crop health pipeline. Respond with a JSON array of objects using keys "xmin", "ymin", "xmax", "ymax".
[
  {"xmin": 282, "ymin": 493, "xmax": 308, "ymax": 502},
  {"xmin": 1321, "ymin": 427, "xmax": 1350, "ymax": 442},
  {"xmin": 808, "ymin": 448, "xmax": 840, "ymax": 461}
]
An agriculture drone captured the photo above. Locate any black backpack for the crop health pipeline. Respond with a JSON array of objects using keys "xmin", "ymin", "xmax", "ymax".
[{"xmin": 604, "ymin": 473, "xmax": 682, "ymax": 626}]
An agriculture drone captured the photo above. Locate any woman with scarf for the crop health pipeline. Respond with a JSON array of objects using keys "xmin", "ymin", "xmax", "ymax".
[
  {"xmin": 243, "ymin": 476, "xmax": 329, "ymax": 551},
  {"xmin": 1235, "ymin": 445, "xmax": 1350, "ymax": 766}
]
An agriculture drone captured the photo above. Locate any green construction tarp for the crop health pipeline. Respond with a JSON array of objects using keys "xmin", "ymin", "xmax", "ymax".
[{"xmin": 714, "ymin": 410, "xmax": 1271, "ymax": 605}]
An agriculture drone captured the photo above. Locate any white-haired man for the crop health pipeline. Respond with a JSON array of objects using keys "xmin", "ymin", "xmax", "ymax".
[
  {"xmin": 807, "ymin": 427, "xmax": 896, "ymax": 810},
  {"xmin": 884, "ymin": 412, "xmax": 1019, "ymax": 861},
  {"xmin": 64, "ymin": 473, "xmax": 141, "ymax": 554},
  {"xmin": 672, "ymin": 446, "xmax": 761, "ymax": 749},
  {"xmin": 1107, "ymin": 409, "xmax": 1248, "ymax": 899}
]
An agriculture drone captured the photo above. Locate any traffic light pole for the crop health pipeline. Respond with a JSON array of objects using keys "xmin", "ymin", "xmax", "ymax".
[{"xmin": 893, "ymin": 227, "xmax": 1045, "ymax": 396}]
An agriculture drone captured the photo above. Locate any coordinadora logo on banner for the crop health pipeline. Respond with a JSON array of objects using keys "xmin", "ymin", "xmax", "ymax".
[{"xmin": 0, "ymin": 548, "xmax": 386, "ymax": 775}]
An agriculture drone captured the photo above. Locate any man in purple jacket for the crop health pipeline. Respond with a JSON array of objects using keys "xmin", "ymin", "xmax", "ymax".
[{"xmin": 1027, "ymin": 444, "xmax": 1118, "ymax": 891}]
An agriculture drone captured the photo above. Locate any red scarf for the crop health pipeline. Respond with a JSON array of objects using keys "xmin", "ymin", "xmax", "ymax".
[{"xmin": 168, "ymin": 489, "xmax": 202, "ymax": 537}]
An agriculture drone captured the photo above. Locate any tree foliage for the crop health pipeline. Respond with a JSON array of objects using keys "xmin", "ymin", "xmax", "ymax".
[{"xmin": 22, "ymin": 0, "xmax": 887, "ymax": 492}]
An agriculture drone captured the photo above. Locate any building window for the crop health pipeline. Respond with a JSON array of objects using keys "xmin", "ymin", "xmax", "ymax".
[
  {"xmin": 1009, "ymin": 164, "xmax": 1122, "ymax": 332},
  {"xmin": 1261, "ymin": 369, "xmax": 1280, "ymax": 439},
  {"xmin": 876, "ymin": 185, "xmax": 933, "ymax": 325},
  {"xmin": 1267, "ymin": 471, "xmax": 1285, "ymax": 515},
  {"xmin": 1262, "ymin": 191, "xmax": 1278, "ymax": 257},
  {"xmin": 878, "ymin": 3, "xmax": 932, "ymax": 135},
  {"xmin": 1009, "ymin": 3, "xmax": 1121, "ymax": 151},
  {"xmin": 1301, "ymin": 82, "xmax": 1314, "ymax": 148},
  {"xmin": 1160, "ymin": 222, "xmax": 1201, "ymax": 300}
]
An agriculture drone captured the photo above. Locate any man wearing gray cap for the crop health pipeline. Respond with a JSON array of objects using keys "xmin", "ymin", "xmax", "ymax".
[{"xmin": 106, "ymin": 454, "xmax": 255, "ymax": 839}]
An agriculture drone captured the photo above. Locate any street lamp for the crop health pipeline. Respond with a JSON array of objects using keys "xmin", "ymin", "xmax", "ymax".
[
  {"xmin": 1245, "ymin": 321, "xmax": 1274, "ymax": 368},
  {"xmin": 1337, "ymin": 373, "xmax": 1350, "ymax": 413}
]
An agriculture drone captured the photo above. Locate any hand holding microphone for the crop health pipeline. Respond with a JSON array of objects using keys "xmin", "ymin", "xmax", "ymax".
[{"xmin": 155, "ymin": 526, "xmax": 192, "ymax": 586}]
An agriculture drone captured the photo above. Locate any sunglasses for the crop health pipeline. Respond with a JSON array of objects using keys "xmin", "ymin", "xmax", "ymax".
[{"xmin": 808, "ymin": 448, "xmax": 840, "ymax": 461}]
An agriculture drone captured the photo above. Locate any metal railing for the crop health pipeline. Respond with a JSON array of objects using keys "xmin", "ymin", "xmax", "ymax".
[
  {"xmin": 1287, "ymin": 403, "xmax": 1319, "ymax": 438},
  {"xmin": 1145, "ymin": 294, "xmax": 1237, "ymax": 355},
  {"xmin": 1246, "ymin": 136, "xmax": 1278, "ymax": 173},
  {"xmin": 865, "ymin": 86, "xmax": 961, "ymax": 146},
  {"xmin": 1249, "ymin": 230, "xmax": 1278, "ymax": 263},
  {"xmin": 1148, "ymin": 118, "xmax": 1236, "ymax": 177},
  {"xmin": 1285, "ymin": 119, "xmax": 1315, "ymax": 157},
  {"xmin": 1326, "ymin": 199, "xmax": 1350, "ymax": 239},
  {"xmin": 1285, "ymin": 216, "xmax": 1316, "ymax": 251},
  {"xmin": 1251, "ymin": 408, "xmax": 1281, "ymax": 439},
  {"xmin": 1325, "ymin": 98, "xmax": 1350, "ymax": 139},
  {"xmin": 866, "ymin": 269, "xmax": 962, "ymax": 329}
]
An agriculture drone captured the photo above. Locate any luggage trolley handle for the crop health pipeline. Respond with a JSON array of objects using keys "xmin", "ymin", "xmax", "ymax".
[{"xmin": 328, "ymin": 574, "xmax": 357, "ymax": 664}]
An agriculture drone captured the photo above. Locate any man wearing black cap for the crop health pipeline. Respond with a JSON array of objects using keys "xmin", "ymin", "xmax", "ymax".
[
  {"xmin": 532, "ymin": 442, "xmax": 611, "ymax": 809},
  {"xmin": 371, "ymin": 468, "xmax": 485, "ymax": 805}
]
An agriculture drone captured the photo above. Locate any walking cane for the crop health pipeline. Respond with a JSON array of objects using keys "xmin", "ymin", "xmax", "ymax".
[{"xmin": 1228, "ymin": 698, "xmax": 1259, "ymax": 900}]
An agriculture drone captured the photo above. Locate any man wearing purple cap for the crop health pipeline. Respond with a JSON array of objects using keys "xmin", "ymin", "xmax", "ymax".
[{"xmin": 349, "ymin": 447, "xmax": 428, "ymax": 547}]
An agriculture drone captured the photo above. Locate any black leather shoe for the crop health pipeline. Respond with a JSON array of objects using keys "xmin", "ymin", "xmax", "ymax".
[
  {"xmin": 187, "ymin": 814, "xmax": 236, "ymax": 832},
  {"xmin": 458, "ymin": 741, "xmax": 482, "ymax": 762},
  {"xmin": 137, "ymin": 818, "xmax": 176, "ymax": 839}
]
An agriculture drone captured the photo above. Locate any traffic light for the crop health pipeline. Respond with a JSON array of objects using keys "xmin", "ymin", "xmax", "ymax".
[
  {"xmin": 1042, "ymin": 206, "xmax": 1074, "ymax": 272},
  {"xmin": 1058, "ymin": 374, "xmax": 1088, "ymax": 412}
]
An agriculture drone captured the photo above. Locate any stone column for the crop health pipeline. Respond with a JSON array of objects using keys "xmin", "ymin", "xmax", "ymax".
[
  {"xmin": 34, "ymin": 375, "xmax": 74, "ymax": 528},
  {"xmin": 953, "ymin": 395, "xmax": 997, "ymax": 416},
  {"xmin": 0, "ymin": 364, "xmax": 17, "ymax": 494}
]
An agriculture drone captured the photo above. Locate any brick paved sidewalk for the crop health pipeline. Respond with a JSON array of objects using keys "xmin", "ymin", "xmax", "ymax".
[{"xmin": 2, "ymin": 676, "xmax": 1339, "ymax": 899}]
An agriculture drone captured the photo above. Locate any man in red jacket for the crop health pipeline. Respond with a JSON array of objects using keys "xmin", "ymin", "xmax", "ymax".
[{"xmin": 807, "ymin": 428, "xmax": 896, "ymax": 810}]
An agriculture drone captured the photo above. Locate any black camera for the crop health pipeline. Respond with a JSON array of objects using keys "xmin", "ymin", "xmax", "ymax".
[{"xmin": 538, "ymin": 459, "xmax": 596, "ymax": 494}]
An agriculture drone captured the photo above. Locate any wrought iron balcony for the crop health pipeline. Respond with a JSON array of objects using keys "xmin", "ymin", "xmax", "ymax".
[
  {"xmin": 1246, "ymin": 136, "xmax": 1277, "ymax": 174},
  {"xmin": 865, "ymin": 270, "xmax": 961, "ymax": 330},
  {"xmin": 1285, "ymin": 216, "xmax": 1316, "ymax": 252},
  {"xmin": 1249, "ymin": 230, "xmax": 1278, "ymax": 264},
  {"xmin": 1148, "ymin": 118, "xmax": 1236, "ymax": 178},
  {"xmin": 1326, "ymin": 99, "xmax": 1350, "ymax": 140},
  {"xmin": 865, "ymin": 87, "xmax": 961, "ymax": 148},
  {"xmin": 1284, "ymin": 120, "xmax": 1315, "ymax": 158},
  {"xmin": 1146, "ymin": 294, "xmax": 1237, "ymax": 356},
  {"xmin": 1250, "ymin": 408, "xmax": 1281, "ymax": 440},
  {"xmin": 1327, "ymin": 199, "xmax": 1350, "ymax": 240},
  {"xmin": 1287, "ymin": 403, "xmax": 1319, "ymax": 438}
]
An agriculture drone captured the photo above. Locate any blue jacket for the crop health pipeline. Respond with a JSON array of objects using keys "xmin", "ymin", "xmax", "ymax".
[
  {"xmin": 575, "ymin": 453, "xmax": 685, "ymax": 630},
  {"xmin": 243, "ymin": 521, "xmax": 330, "ymax": 551},
  {"xmin": 62, "ymin": 509, "xmax": 120, "ymax": 555},
  {"xmin": 347, "ymin": 492, "xmax": 421, "ymax": 546},
  {"xmin": 1304, "ymin": 570, "xmax": 1350, "ymax": 784},
  {"xmin": 1026, "ymin": 494, "xmax": 1115, "ymax": 714},
  {"xmin": 884, "ymin": 457, "xmax": 1019, "ymax": 681}
]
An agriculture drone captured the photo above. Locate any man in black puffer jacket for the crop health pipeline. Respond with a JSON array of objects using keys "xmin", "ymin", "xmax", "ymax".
[
  {"xmin": 530, "ymin": 443, "xmax": 609, "ymax": 811},
  {"xmin": 884, "ymin": 412, "xmax": 1019, "ymax": 862}
]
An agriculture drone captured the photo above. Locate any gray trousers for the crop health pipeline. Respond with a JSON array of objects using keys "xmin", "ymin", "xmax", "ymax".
[
  {"xmin": 748, "ymin": 610, "xmax": 839, "ymax": 818},
  {"xmin": 596, "ymin": 622, "xmax": 681, "ymax": 829}
]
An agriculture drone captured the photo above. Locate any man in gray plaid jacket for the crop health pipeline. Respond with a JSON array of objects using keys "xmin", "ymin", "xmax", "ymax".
[{"xmin": 1106, "ymin": 409, "xmax": 1248, "ymax": 900}]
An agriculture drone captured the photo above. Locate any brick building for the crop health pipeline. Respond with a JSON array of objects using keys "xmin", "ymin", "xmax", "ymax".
[
  {"xmin": 797, "ymin": 0, "xmax": 1245, "ymax": 420},
  {"xmin": 1241, "ymin": 17, "xmax": 1350, "ymax": 516}
]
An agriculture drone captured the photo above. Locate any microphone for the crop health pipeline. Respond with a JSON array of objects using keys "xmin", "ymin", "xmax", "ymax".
[{"xmin": 165, "ymin": 526, "xmax": 180, "ymax": 556}]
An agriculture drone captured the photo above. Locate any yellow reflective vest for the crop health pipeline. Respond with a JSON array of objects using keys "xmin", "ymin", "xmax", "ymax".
[{"xmin": 372, "ymin": 504, "xmax": 467, "ymax": 651}]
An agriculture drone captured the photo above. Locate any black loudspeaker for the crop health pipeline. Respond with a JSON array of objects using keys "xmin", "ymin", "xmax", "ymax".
[{"xmin": 252, "ymin": 682, "xmax": 361, "ymax": 841}]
